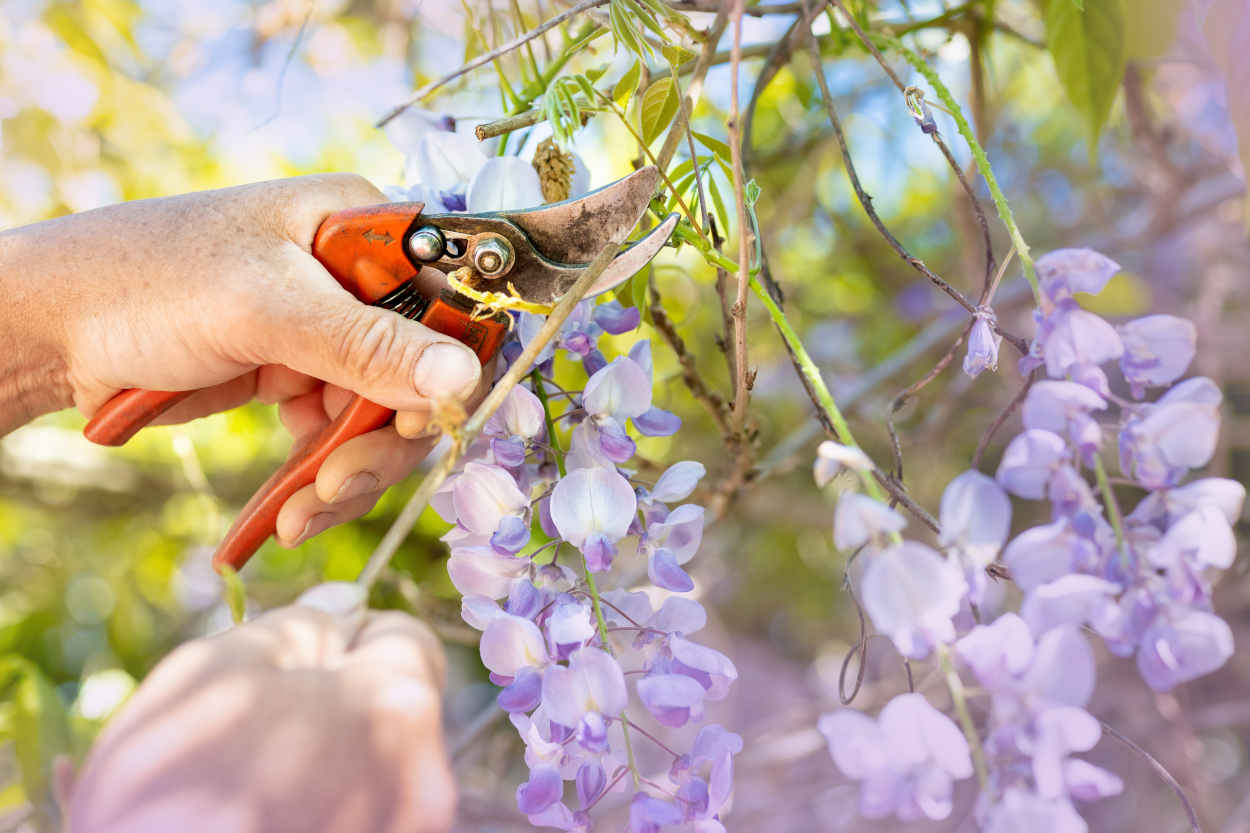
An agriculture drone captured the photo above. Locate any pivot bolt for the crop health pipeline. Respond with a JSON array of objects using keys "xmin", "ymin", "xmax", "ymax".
[
  {"xmin": 408, "ymin": 226, "xmax": 445, "ymax": 261},
  {"xmin": 473, "ymin": 236, "xmax": 514, "ymax": 277}
]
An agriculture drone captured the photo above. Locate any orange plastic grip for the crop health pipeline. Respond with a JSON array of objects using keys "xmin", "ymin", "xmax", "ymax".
[
  {"xmin": 84, "ymin": 389, "xmax": 194, "ymax": 446},
  {"xmin": 210, "ymin": 394, "xmax": 394, "ymax": 571}
]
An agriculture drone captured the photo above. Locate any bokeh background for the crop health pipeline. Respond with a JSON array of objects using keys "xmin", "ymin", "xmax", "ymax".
[{"xmin": 1, "ymin": 0, "xmax": 1248, "ymax": 830}]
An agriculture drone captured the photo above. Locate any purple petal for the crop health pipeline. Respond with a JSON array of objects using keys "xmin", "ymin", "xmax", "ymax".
[
  {"xmin": 1021, "ymin": 575, "xmax": 1119, "ymax": 635},
  {"xmin": 629, "ymin": 793, "xmax": 683, "ymax": 832},
  {"xmin": 582, "ymin": 349, "xmax": 608, "ymax": 376},
  {"xmin": 516, "ymin": 766, "xmax": 563, "ymax": 815},
  {"xmin": 485, "ymin": 384, "xmax": 546, "ymax": 439},
  {"xmin": 491, "ymin": 514, "xmax": 531, "ymax": 555},
  {"xmin": 956, "ymin": 612, "xmax": 1034, "ymax": 684},
  {"xmin": 584, "ymin": 357, "xmax": 652, "ymax": 419},
  {"xmin": 583, "ymin": 533, "xmax": 617, "ymax": 572},
  {"xmin": 650, "ymin": 461, "xmax": 706, "ymax": 503},
  {"xmin": 834, "ymin": 493, "xmax": 906, "ymax": 550},
  {"xmin": 576, "ymin": 762, "xmax": 607, "ymax": 809},
  {"xmin": 1041, "ymin": 308, "xmax": 1124, "ymax": 379},
  {"xmin": 817, "ymin": 710, "xmax": 888, "ymax": 779},
  {"xmin": 498, "ymin": 667, "xmax": 543, "ymax": 713},
  {"xmin": 1064, "ymin": 759, "xmax": 1124, "ymax": 801},
  {"xmin": 1119, "ymin": 315, "xmax": 1197, "ymax": 398},
  {"xmin": 636, "ymin": 673, "xmax": 705, "ymax": 727},
  {"xmin": 541, "ymin": 647, "xmax": 627, "ymax": 727},
  {"xmin": 963, "ymin": 317, "xmax": 1001, "ymax": 378},
  {"xmin": 878, "ymin": 692, "xmax": 973, "ymax": 779},
  {"xmin": 647, "ymin": 503, "xmax": 705, "ymax": 564},
  {"xmin": 996, "ymin": 429, "xmax": 1067, "ymax": 499},
  {"xmin": 480, "ymin": 614, "xmax": 548, "ymax": 676},
  {"xmin": 491, "ymin": 436, "xmax": 528, "ymax": 468},
  {"xmin": 549, "ymin": 467, "xmax": 638, "ymax": 548},
  {"xmin": 633, "ymin": 407, "xmax": 682, "ymax": 437},
  {"xmin": 860, "ymin": 542, "xmax": 965, "ymax": 659},
  {"xmin": 594, "ymin": 418, "xmax": 637, "ymax": 463},
  {"xmin": 1023, "ymin": 626, "xmax": 1095, "ymax": 706},
  {"xmin": 939, "ymin": 470, "xmax": 1011, "ymax": 568},
  {"xmin": 1036, "ymin": 248, "xmax": 1121, "ymax": 301},
  {"xmin": 452, "ymin": 462, "xmax": 528, "ymax": 535},
  {"xmin": 648, "ymin": 548, "xmax": 694, "ymax": 592},
  {"xmin": 669, "ymin": 636, "xmax": 738, "ymax": 699},
  {"xmin": 1137, "ymin": 609, "xmax": 1234, "ymax": 691},
  {"xmin": 593, "ymin": 299, "xmax": 642, "ymax": 334},
  {"xmin": 576, "ymin": 712, "xmax": 609, "ymax": 755}
]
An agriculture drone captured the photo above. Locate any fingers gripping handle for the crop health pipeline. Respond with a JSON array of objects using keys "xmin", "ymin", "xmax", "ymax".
[
  {"xmin": 211, "ymin": 299, "xmax": 508, "ymax": 571},
  {"xmin": 211, "ymin": 395, "xmax": 394, "ymax": 571}
]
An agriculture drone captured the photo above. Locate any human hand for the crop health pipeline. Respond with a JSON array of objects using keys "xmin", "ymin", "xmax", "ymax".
[
  {"xmin": 65, "ymin": 587, "xmax": 456, "ymax": 833},
  {"xmin": 0, "ymin": 174, "xmax": 485, "ymax": 545}
]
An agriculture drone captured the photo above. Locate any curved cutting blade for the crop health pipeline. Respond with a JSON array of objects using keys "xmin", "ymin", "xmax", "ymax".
[
  {"xmin": 495, "ymin": 166, "xmax": 661, "ymax": 263},
  {"xmin": 583, "ymin": 213, "xmax": 679, "ymax": 298}
]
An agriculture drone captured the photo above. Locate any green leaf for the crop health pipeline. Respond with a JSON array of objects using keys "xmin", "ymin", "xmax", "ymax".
[
  {"xmin": 661, "ymin": 43, "xmax": 697, "ymax": 67},
  {"xmin": 707, "ymin": 173, "xmax": 729, "ymax": 235},
  {"xmin": 0, "ymin": 657, "xmax": 71, "ymax": 815},
  {"xmin": 693, "ymin": 131, "xmax": 733, "ymax": 162},
  {"xmin": 745, "ymin": 178, "xmax": 762, "ymax": 208},
  {"xmin": 219, "ymin": 564, "xmax": 247, "ymax": 624},
  {"xmin": 1044, "ymin": 0, "xmax": 1126, "ymax": 149},
  {"xmin": 639, "ymin": 77, "xmax": 680, "ymax": 145},
  {"xmin": 613, "ymin": 60, "xmax": 642, "ymax": 107},
  {"xmin": 585, "ymin": 63, "xmax": 609, "ymax": 84}
]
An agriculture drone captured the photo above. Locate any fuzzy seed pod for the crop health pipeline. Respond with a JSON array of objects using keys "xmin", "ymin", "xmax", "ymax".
[{"xmin": 532, "ymin": 138, "xmax": 576, "ymax": 203}]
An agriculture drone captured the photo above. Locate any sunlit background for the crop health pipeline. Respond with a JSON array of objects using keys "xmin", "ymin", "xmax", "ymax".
[{"xmin": 2, "ymin": 0, "xmax": 1248, "ymax": 830}]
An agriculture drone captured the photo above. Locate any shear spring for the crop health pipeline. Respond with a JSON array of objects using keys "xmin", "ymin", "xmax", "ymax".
[{"xmin": 374, "ymin": 282, "xmax": 430, "ymax": 321}]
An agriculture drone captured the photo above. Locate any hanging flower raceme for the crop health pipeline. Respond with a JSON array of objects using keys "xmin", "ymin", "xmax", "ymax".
[
  {"xmin": 382, "ymin": 121, "xmax": 739, "ymax": 831},
  {"xmin": 816, "ymin": 246, "xmax": 1237, "ymax": 833}
]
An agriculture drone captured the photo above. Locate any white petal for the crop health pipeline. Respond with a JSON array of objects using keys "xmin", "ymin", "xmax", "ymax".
[
  {"xmin": 406, "ymin": 130, "xmax": 486, "ymax": 191},
  {"xmin": 480, "ymin": 614, "xmax": 548, "ymax": 676},
  {"xmin": 834, "ymin": 493, "xmax": 906, "ymax": 550},
  {"xmin": 861, "ymin": 542, "xmax": 966, "ymax": 659},
  {"xmin": 466, "ymin": 156, "xmax": 544, "ymax": 212},
  {"xmin": 549, "ymin": 467, "xmax": 637, "ymax": 547},
  {"xmin": 939, "ymin": 470, "xmax": 1012, "ymax": 567},
  {"xmin": 651, "ymin": 461, "xmax": 706, "ymax": 503}
]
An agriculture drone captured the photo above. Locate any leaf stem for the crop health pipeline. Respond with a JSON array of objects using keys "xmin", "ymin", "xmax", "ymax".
[{"xmin": 940, "ymin": 646, "xmax": 988, "ymax": 787}]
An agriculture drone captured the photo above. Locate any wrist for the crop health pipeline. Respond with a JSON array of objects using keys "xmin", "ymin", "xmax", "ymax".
[{"xmin": 0, "ymin": 226, "xmax": 74, "ymax": 433}]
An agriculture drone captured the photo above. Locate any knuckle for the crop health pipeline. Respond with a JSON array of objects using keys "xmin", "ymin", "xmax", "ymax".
[{"xmin": 335, "ymin": 312, "xmax": 412, "ymax": 387}]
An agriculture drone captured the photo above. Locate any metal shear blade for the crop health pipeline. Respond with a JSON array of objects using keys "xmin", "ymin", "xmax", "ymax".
[{"xmin": 424, "ymin": 166, "xmax": 675, "ymax": 303}]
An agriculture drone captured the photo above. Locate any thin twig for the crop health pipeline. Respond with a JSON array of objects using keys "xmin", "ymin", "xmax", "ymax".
[
  {"xmin": 726, "ymin": 0, "xmax": 753, "ymax": 431},
  {"xmin": 356, "ymin": 241, "xmax": 623, "ymax": 588},
  {"xmin": 376, "ymin": 0, "xmax": 608, "ymax": 128},
  {"xmin": 829, "ymin": 0, "xmax": 908, "ymax": 92},
  {"xmin": 1100, "ymin": 720, "xmax": 1203, "ymax": 833},
  {"xmin": 972, "ymin": 367, "xmax": 1037, "ymax": 469},
  {"xmin": 475, "ymin": 107, "xmax": 593, "ymax": 140},
  {"xmin": 648, "ymin": 277, "xmax": 732, "ymax": 434},
  {"xmin": 887, "ymin": 319, "xmax": 975, "ymax": 479},
  {"xmin": 803, "ymin": 5, "xmax": 978, "ymax": 316}
]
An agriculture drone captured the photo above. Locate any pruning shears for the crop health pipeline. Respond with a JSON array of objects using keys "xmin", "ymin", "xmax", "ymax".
[{"xmin": 82, "ymin": 167, "xmax": 677, "ymax": 573}]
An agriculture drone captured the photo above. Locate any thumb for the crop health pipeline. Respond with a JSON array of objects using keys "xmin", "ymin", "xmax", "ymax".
[{"xmin": 265, "ymin": 288, "xmax": 483, "ymax": 412}]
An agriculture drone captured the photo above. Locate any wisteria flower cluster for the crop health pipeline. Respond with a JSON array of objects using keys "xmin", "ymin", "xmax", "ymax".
[
  {"xmin": 817, "ymin": 249, "xmax": 1242, "ymax": 832},
  {"xmin": 392, "ymin": 119, "xmax": 741, "ymax": 830}
]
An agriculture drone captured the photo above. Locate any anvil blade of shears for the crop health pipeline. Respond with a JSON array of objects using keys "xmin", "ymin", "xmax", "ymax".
[{"xmin": 409, "ymin": 166, "xmax": 672, "ymax": 304}]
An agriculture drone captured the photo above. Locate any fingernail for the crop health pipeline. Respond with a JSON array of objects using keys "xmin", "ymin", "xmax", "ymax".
[
  {"xmin": 414, "ymin": 342, "xmax": 481, "ymax": 400},
  {"xmin": 293, "ymin": 512, "xmax": 334, "ymax": 546},
  {"xmin": 333, "ymin": 471, "xmax": 380, "ymax": 503}
]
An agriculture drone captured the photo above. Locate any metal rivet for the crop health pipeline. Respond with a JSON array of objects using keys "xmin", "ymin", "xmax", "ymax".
[
  {"xmin": 473, "ymin": 237, "xmax": 514, "ymax": 277},
  {"xmin": 407, "ymin": 226, "xmax": 445, "ymax": 261}
]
